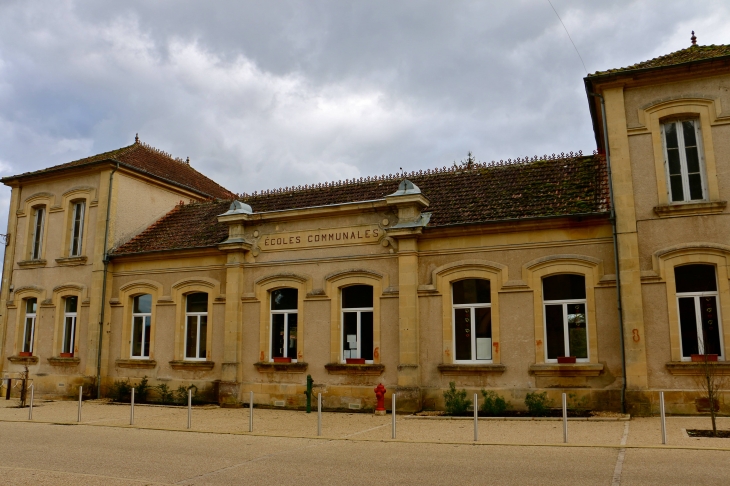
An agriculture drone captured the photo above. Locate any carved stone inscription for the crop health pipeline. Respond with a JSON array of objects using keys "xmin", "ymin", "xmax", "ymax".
[{"xmin": 260, "ymin": 225, "xmax": 382, "ymax": 251}]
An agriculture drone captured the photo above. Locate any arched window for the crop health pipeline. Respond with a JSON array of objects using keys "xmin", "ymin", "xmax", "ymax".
[
  {"xmin": 342, "ymin": 285, "xmax": 373, "ymax": 363},
  {"xmin": 61, "ymin": 296, "xmax": 78, "ymax": 357},
  {"xmin": 69, "ymin": 201, "xmax": 85, "ymax": 257},
  {"xmin": 452, "ymin": 279, "xmax": 491, "ymax": 362},
  {"xmin": 185, "ymin": 293, "xmax": 208, "ymax": 360},
  {"xmin": 31, "ymin": 206, "xmax": 45, "ymax": 260},
  {"xmin": 674, "ymin": 264, "xmax": 723, "ymax": 359},
  {"xmin": 131, "ymin": 294, "xmax": 152, "ymax": 359},
  {"xmin": 271, "ymin": 288, "xmax": 298, "ymax": 362},
  {"xmin": 542, "ymin": 274, "xmax": 587, "ymax": 362},
  {"xmin": 22, "ymin": 298, "xmax": 37, "ymax": 355}
]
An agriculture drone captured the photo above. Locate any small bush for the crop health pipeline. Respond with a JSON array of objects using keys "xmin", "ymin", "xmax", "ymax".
[
  {"xmin": 525, "ymin": 391, "xmax": 553, "ymax": 416},
  {"xmin": 480, "ymin": 390, "xmax": 511, "ymax": 416},
  {"xmin": 567, "ymin": 393, "xmax": 590, "ymax": 414},
  {"xmin": 109, "ymin": 379, "xmax": 132, "ymax": 402},
  {"xmin": 156, "ymin": 383, "xmax": 174, "ymax": 404},
  {"xmin": 174, "ymin": 384, "xmax": 199, "ymax": 405},
  {"xmin": 443, "ymin": 381, "xmax": 471, "ymax": 415},
  {"xmin": 135, "ymin": 376, "xmax": 151, "ymax": 402}
]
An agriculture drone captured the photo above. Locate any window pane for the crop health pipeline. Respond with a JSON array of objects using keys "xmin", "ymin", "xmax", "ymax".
[
  {"xmin": 452, "ymin": 279, "xmax": 490, "ymax": 305},
  {"xmin": 32, "ymin": 208, "xmax": 44, "ymax": 259},
  {"xmin": 700, "ymin": 296, "xmax": 721, "ymax": 356},
  {"xmin": 71, "ymin": 202, "xmax": 84, "ymax": 256},
  {"xmin": 678, "ymin": 297, "xmax": 699, "ymax": 357},
  {"xmin": 545, "ymin": 304, "xmax": 565, "ymax": 359},
  {"xmin": 567, "ymin": 303, "xmax": 588, "ymax": 359},
  {"xmin": 186, "ymin": 316, "xmax": 198, "ymax": 358},
  {"xmin": 542, "ymin": 274, "xmax": 586, "ymax": 301},
  {"xmin": 475, "ymin": 307, "xmax": 492, "ymax": 360},
  {"xmin": 674, "ymin": 264, "xmax": 717, "ymax": 293},
  {"xmin": 287, "ymin": 313, "xmax": 297, "ymax": 359},
  {"xmin": 342, "ymin": 285, "xmax": 373, "ymax": 309},
  {"xmin": 669, "ymin": 174, "xmax": 684, "ymax": 202},
  {"xmin": 186, "ymin": 292, "xmax": 208, "ymax": 313},
  {"xmin": 63, "ymin": 316, "xmax": 75, "ymax": 354},
  {"xmin": 343, "ymin": 312, "xmax": 358, "ymax": 358},
  {"xmin": 685, "ymin": 145, "xmax": 700, "ymax": 174},
  {"xmin": 666, "ymin": 148, "xmax": 682, "ymax": 176},
  {"xmin": 134, "ymin": 294, "xmax": 152, "ymax": 313},
  {"xmin": 271, "ymin": 288, "xmax": 297, "ymax": 310},
  {"xmin": 271, "ymin": 313, "xmax": 285, "ymax": 358},
  {"xmin": 361, "ymin": 312, "xmax": 374, "ymax": 360},
  {"xmin": 682, "ymin": 120, "xmax": 697, "ymax": 147},
  {"xmin": 199, "ymin": 315, "xmax": 207, "ymax": 359},
  {"xmin": 26, "ymin": 298, "xmax": 37, "ymax": 314},
  {"xmin": 23, "ymin": 317, "xmax": 34, "ymax": 353},
  {"xmin": 65, "ymin": 296, "xmax": 78, "ymax": 313},
  {"xmin": 664, "ymin": 122, "xmax": 678, "ymax": 149},
  {"xmin": 454, "ymin": 308, "xmax": 472, "ymax": 360},
  {"xmin": 132, "ymin": 316, "xmax": 144, "ymax": 356},
  {"xmin": 688, "ymin": 173, "xmax": 703, "ymax": 200},
  {"xmin": 143, "ymin": 316, "xmax": 151, "ymax": 357}
]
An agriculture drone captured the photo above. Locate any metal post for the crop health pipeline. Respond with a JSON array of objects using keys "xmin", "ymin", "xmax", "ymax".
[
  {"xmin": 187, "ymin": 389, "xmax": 192, "ymax": 429},
  {"xmin": 474, "ymin": 393, "xmax": 478, "ymax": 442},
  {"xmin": 77, "ymin": 385, "xmax": 83, "ymax": 422},
  {"xmin": 130, "ymin": 387, "xmax": 135, "ymax": 425},
  {"xmin": 660, "ymin": 391, "xmax": 667, "ymax": 445},
  {"xmin": 249, "ymin": 391, "xmax": 253, "ymax": 432},
  {"xmin": 28, "ymin": 384, "xmax": 34, "ymax": 420},
  {"xmin": 562, "ymin": 393, "xmax": 568, "ymax": 443},
  {"xmin": 391, "ymin": 393, "xmax": 396, "ymax": 439},
  {"xmin": 317, "ymin": 393, "xmax": 322, "ymax": 436}
]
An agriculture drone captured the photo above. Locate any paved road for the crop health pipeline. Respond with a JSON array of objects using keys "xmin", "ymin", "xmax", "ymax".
[{"xmin": 0, "ymin": 422, "xmax": 728, "ymax": 485}]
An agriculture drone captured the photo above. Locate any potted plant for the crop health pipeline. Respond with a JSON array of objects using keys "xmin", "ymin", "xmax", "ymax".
[
  {"xmin": 557, "ymin": 356, "xmax": 577, "ymax": 364},
  {"xmin": 273, "ymin": 357, "xmax": 292, "ymax": 363},
  {"xmin": 691, "ymin": 354, "xmax": 718, "ymax": 362},
  {"xmin": 346, "ymin": 358, "xmax": 366, "ymax": 364}
]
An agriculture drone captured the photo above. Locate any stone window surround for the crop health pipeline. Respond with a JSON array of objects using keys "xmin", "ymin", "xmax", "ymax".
[
  {"xmin": 51, "ymin": 284, "xmax": 86, "ymax": 359},
  {"xmin": 118, "ymin": 280, "xmax": 161, "ymax": 362},
  {"xmin": 171, "ymin": 277, "xmax": 220, "ymax": 363}
]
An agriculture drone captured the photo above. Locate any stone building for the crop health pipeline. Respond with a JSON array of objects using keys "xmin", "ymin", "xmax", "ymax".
[{"xmin": 2, "ymin": 39, "xmax": 730, "ymax": 415}]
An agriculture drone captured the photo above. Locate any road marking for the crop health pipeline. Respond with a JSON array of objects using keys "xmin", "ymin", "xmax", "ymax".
[{"xmin": 611, "ymin": 422, "xmax": 630, "ymax": 486}]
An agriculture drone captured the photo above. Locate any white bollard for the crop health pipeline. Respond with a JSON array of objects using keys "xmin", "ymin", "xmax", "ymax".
[
  {"xmin": 474, "ymin": 393, "xmax": 479, "ymax": 442},
  {"xmin": 249, "ymin": 391, "xmax": 254, "ymax": 432},
  {"xmin": 660, "ymin": 391, "xmax": 667, "ymax": 445},
  {"xmin": 562, "ymin": 393, "xmax": 568, "ymax": 443},
  {"xmin": 317, "ymin": 393, "xmax": 322, "ymax": 436},
  {"xmin": 130, "ymin": 387, "xmax": 135, "ymax": 425},
  {"xmin": 28, "ymin": 384, "xmax": 34, "ymax": 420},
  {"xmin": 392, "ymin": 393, "xmax": 396, "ymax": 439},
  {"xmin": 187, "ymin": 389, "xmax": 192, "ymax": 429},
  {"xmin": 78, "ymin": 385, "xmax": 82, "ymax": 422}
]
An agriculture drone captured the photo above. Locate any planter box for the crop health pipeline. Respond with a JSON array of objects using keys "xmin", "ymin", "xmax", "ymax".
[
  {"xmin": 346, "ymin": 358, "xmax": 366, "ymax": 364},
  {"xmin": 60, "ymin": 352, "xmax": 74, "ymax": 358},
  {"xmin": 272, "ymin": 357, "xmax": 292, "ymax": 363},
  {"xmin": 18, "ymin": 351, "xmax": 33, "ymax": 357},
  {"xmin": 691, "ymin": 354, "xmax": 718, "ymax": 362},
  {"xmin": 557, "ymin": 356, "xmax": 577, "ymax": 364}
]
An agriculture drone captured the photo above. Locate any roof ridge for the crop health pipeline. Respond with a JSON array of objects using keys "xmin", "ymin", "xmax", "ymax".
[{"xmin": 237, "ymin": 150, "xmax": 592, "ymax": 198}]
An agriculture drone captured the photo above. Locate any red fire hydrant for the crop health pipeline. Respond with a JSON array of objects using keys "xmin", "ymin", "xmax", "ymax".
[{"xmin": 374, "ymin": 383, "xmax": 386, "ymax": 415}]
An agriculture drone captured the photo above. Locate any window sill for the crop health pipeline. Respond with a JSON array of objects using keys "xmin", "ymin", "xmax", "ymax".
[
  {"xmin": 169, "ymin": 360, "xmax": 215, "ymax": 371},
  {"xmin": 653, "ymin": 201, "xmax": 727, "ymax": 217},
  {"xmin": 665, "ymin": 361, "xmax": 730, "ymax": 376},
  {"xmin": 17, "ymin": 259, "xmax": 46, "ymax": 268},
  {"xmin": 55, "ymin": 256, "xmax": 88, "ymax": 266},
  {"xmin": 437, "ymin": 363, "xmax": 506, "ymax": 376},
  {"xmin": 115, "ymin": 359, "xmax": 157, "ymax": 369},
  {"xmin": 325, "ymin": 363, "xmax": 384, "ymax": 375},
  {"xmin": 47, "ymin": 356, "xmax": 81, "ymax": 367},
  {"xmin": 529, "ymin": 363, "xmax": 604, "ymax": 377},
  {"xmin": 254, "ymin": 361, "xmax": 308, "ymax": 373},
  {"xmin": 7, "ymin": 355, "xmax": 39, "ymax": 365}
]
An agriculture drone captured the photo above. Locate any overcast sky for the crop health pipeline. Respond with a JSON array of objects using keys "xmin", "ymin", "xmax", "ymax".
[{"xmin": 1, "ymin": 0, "xmax": 729, "ymax": 233}]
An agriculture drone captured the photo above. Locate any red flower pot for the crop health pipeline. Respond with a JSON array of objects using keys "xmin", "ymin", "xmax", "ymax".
[
  {"xmin": 18, "ymin": 351, "xmax": 33, "ymax": 357},
  {"xmin": 273, "ymin": 357, "xmax": 292, "ymax": 363},
  {"xmin": 60, "ymin": 352, "xmax": 74, "ymax": 358},
  {"xmin": 557, "ymin": 356, "xmax": 577, "ymax": 364},
  {"xmin": 691, "ymin": 354, "xmax": 718, "ymax": 362},
  {"xmin": 346, "ymin": 358, "xmax": 366, "ymax": 364}
]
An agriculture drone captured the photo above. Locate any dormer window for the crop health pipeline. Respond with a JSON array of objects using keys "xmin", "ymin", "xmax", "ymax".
[
  {"xmin": 662, "ymin": 119, "xmax": 706, "ymax": 203},
  {"xmin": 31, "ymin": 207, "xmax": 45, "ymax": 259},
  {"xmin": 69, "ymin": 201, "xmax": 85, "ymax": 256}
]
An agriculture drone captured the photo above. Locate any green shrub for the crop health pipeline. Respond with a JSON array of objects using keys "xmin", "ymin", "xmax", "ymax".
[
  {"xmin": 567, "ymin": 393, "xmax": 590, "ymax": 414},
  {"xmin": 480, "ymin": 390, "xmax": 511, "ymax": 416},
  {"xmin": 135, "ymin": 376, "xmax": 151, "ymax": 402},
  {"xmin": 525, "ymin": 391, "xmax": 553, "ymax": 416},
  {"xmin": 174, "ymin": 384, "xmax": 199, "ymax": 405},
  {"xmin": 156, "ymin": 383, "xmax": 174, "ymax": 404},
  {"xmin": 108, "ymin": 379, "xmax": 132, "ymax": 402},
  {"xmin": 443, "ymin": 381, "xmax": 471, "ymax": 415}
]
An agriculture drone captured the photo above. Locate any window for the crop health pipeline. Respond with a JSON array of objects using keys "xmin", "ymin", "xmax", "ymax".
[
  {"xmin": 452, "ymin": 279, "xmax": 492, "ymax": 362},
  {"xmin": 31, "ymin": 207, "xmax": 45, "ymax": 260},
  {"xmin": 61, "ymin": 296, "xmax": 78, "ymax": 356},
  {"xmin": 662, "ymin": 119, "xmax": 706, "ymax": 203},
  {"xmin": 185, "ymin": 293, "xmax": 208, "ymax": 360},
  {"xmin": 22, "ymin": 298, "xmax": 37, "ymax": 354},
  {"xmin": 270, "ymin": 288, "xmax": 297, "ymax": 362},
  {"xmin": 542, "ymin": 274, "xmax": 588, "ymax": 362},
  {"xmin": 131, "ymin": 294, "xmax": 152, "ymax": 359},
  {"xmin": 69, "ymin": 201, "xmax": 85, "ymax": 256},
  {"xmin": 341, "ymin": 285, "xmax": 373, "ymax": 363},
  {"xmin": 675, "ymin": 264, "xmax": 723, "ymax": 359}
]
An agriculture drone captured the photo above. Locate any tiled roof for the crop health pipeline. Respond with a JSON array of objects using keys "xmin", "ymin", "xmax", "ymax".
[
  {"xmin": 112, "ymin": 151, "xmax": 609, "ymax": 256},
  {"xmin": 588, "ymin": 44, "xmax": 730, "ymax": 78},
  {"xmin": 1, "ymin": 141, "xmax": 235, "ymax": 199}
]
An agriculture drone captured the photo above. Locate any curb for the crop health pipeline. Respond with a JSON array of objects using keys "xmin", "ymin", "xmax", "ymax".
[{"xmin": 404, "ymin": 414, "xmax": 631, "ymax": 422}]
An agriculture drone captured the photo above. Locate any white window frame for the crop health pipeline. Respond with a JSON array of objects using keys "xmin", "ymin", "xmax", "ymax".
[
  {"xmin": 69, "ymin": 201, "xmax": 85, "ymax": 257},
  {"xmin": 22, "ymin": 299, "xmax": 37, "ymax": 354},
  {"xmin": 676, "ymin": 290, "xmax": 725, "ymax": 361},
  {"xmin": 661, "ymin": 119, "xmax": 707, "ymax": 203},
  {"xmin": 340, "ymin": 306, "xmax": 374, "ymax": 364},
  {"xmin": 542, "ymin": 298, "xmax": 589, "ymax": 363},
  {"xmin": 185, "ymin": 306, "xmax": 208, "ymax": 361},
  {"xmin": 452, "ymin": 302, "xmax": 492, "ymax": 363},
  {"xmin": 62, "ymin": 298, "xmax": 77, "ymax": 355},
  {"xmin": 131, "ymin": 301, "xmax": 151, "ymax": 359},
  {"xmin": 31, "ymin": 207, "xmax": 45, "ymax": 260},
  {"xmin": 270, "ymin": 308, "xmax": 298, "ymax": 362}
]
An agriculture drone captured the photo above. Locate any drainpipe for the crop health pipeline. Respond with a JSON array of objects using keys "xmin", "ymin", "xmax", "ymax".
[
  {"xmin": 591, "ymin": 92, "xmax": 627, "ymax": 414},
  {"xmin": 96, "ymin": 163, "xmax": 119, "ymax": 398}
]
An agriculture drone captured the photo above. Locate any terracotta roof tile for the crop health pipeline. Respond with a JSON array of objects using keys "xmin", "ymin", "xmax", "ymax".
[
  {"xmin": 588, "ymin": 44, "xmax": 730, "ymax": 78},
  {"xmin": 112, "ymin": 152, "xmax": 609, "ymax": 256},
  {"xmin": 2, "ymin": 142, "xmax": 235, "ymax": 199}
]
